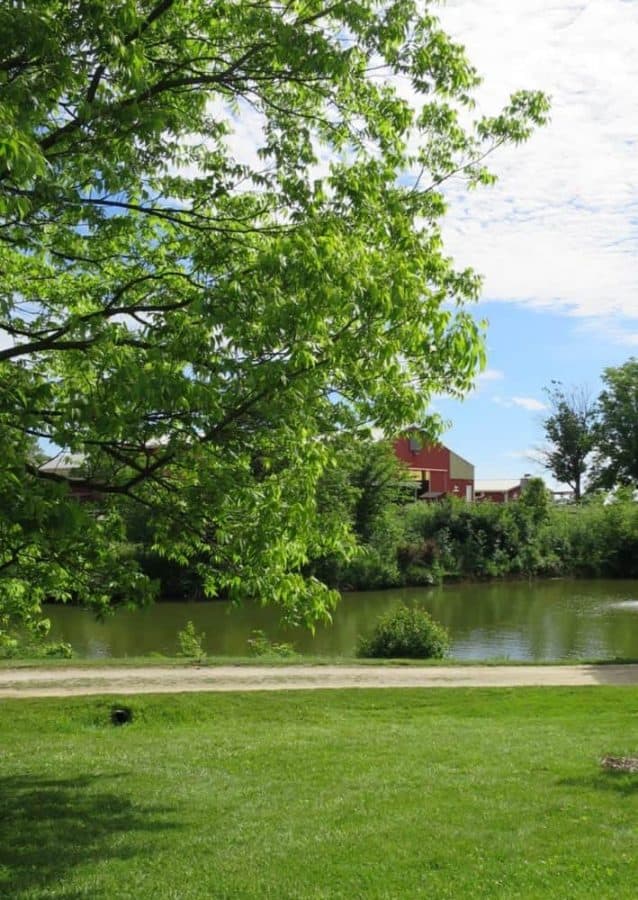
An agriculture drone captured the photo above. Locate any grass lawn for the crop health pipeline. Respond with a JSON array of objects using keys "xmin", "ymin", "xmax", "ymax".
[{"xmin": 2, "ymin": 688, "xmax": 638, "ymax": 899}]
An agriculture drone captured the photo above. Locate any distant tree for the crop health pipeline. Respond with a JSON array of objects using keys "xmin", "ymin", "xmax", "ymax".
[
  {"xmin": 311, "ymin": 436, "xmax": 407, "ymax": 566},
  {"xmin": 537, "ymin": 382, "xmax": 597, "ymax": 501},
  {"xmin": 518, "ymin": 476, "xmax": 551, "ymax": 524},
  {"xmin": 349, "ymin": 441, "xmax": 408, "ymax": 544},
  {"xmin": 594, "ymin": 359, "xmax": 638, "ymax": 488}
]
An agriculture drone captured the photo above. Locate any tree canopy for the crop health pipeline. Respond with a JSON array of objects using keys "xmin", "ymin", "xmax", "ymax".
[
  {"xmin": 594, "ymin": 359, "xmax": 638, "ymax": 489},
  {"xmin": 537, "ymin": 382, "xmax": 597, "ymax": 501},
  {"xmin": 0, "ymin": 0, "xmax": 548, "ymax": 646}
]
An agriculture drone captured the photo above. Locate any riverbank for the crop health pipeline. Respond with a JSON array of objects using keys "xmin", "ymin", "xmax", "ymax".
[
  {"xmin": 316, "ymin": 491, "xmax": 638, "ymax": 592},
  {"xmin": 3, "ymin": 662, "xmax": 638, "ymax": 697},
  {"xmin": 5, "ymin": 653, "xmax": 638, "ymax": 668},
  {"xmin": 3, "ymin": 688, "xmax": 638, "ymax": 898}
]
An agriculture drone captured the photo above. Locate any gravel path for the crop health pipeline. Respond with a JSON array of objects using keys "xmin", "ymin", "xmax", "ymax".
[{"xmin": 2, "ymin": 663, "xmax": 638, "ymax": 697}]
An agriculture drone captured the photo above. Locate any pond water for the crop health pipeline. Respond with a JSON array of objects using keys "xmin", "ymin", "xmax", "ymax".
[{"xmin": 43, "ymin": 578, "xmax": 638, "ymax": 661}]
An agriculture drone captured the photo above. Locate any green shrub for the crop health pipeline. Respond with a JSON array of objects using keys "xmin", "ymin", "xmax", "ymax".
[
  {"xmin": 316, "ymin": 489, "xmax": 638, "ymax": 590},
  {"xmin": 357, "ymin": 604, "xmax": 450, "ymax": 659},
  {"xmin": 0, "ymin": 637, "xmax": 20, "ymax": 659},
  {"xmin": 246, "ymin": 630, "xmax": 297, "ymax": 658},
  {"xmin": 42, "ymin": 641, "xmax": 73, "ymax": 659},
  {"xmin": 177, "ymin": 621, "xmax": 206, "ymax": 660},
  {"xmin": 337, "ymin": 545, "xmax": 401, "ymax": 590}
]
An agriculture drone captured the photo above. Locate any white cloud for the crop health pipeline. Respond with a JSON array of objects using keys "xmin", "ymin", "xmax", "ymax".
[
  {"xmin": 466, "ymin": 366, "xmax": 505, "ymax": 396},
  {"xmin": 511, "ymin": 396, "xmax": 548, "ymax": 412},
  {"xmin": 492, "ymin": 395, "xmax": 547, "ymax": 411},
  {"xmin": 476, "ymin": 367, "xmax": 505, "ymax": 383},
  {"xmin": 435, "ymin": 0, "xmax": 638, "ymax": 325},
  {"xmin": 575, "ymin": 316, "xmax": 638, "ymax": 347}
]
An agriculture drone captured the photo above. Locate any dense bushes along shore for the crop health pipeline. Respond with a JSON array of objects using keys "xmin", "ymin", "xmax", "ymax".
[
  {"xmin": 313, "ymin": 485, "xmax": 638, "ymax": 591},
  {"xmin": 127, "ymin": 441, "xmax": 638, "ymax": 598},
  {"xmin": 132, "ymin": 478, "xmax": 638, "ymax": 598}
]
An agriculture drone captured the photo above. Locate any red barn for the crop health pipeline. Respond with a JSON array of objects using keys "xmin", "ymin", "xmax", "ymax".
[{"xmin": 393, "ymin": 435, "xmax": 474, "ymax": 501}]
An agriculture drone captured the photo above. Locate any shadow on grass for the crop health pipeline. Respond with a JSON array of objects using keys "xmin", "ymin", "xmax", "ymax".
[
  {"xmin": 0, "ymin": 773, "xmax": 178, "ymax": 898},
  {"xmin": 558, "ymin": 772, "xmax": 638, "ymax": 797}
]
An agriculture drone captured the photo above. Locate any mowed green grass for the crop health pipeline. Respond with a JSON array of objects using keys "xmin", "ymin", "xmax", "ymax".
[{"xmin": 2, "ymin": 689, "xmax": 638, "ymax": 899}]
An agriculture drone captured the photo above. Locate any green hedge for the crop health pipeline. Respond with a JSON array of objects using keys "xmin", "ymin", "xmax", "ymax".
[{"xmin": 332, "ymin": 492, "xmax": 638, "ymax": 590}]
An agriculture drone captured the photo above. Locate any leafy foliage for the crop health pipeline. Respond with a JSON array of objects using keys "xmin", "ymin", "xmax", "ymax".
[
  {"xmin": 537, "ymin": 382, "xmax": 597, "ymax": 500},
  {"xmin": 0, "ymin": 0, "xmax": 548, "ymax": 643},
  {"xmin": 594, "ymin": 359, "xmax": 638, "ymax": 488},
  {"xmin": 310, "ymin": 437, "xmax": 409, "ymax": 587},
  {"xmin": 176, "ymin": 620, "xmax": 206, "ymax": 660},
  {"xmin": 358, "ymin": 604, "xmax": 449, "ymax": 659},
  {"xmin": 41, "ymin": 641, "xmax": 74, "ymax": 659},
  {"xmin": 555, "ymin": 493, "xmax": 638, "ymax": 578},
  {"xmin": 246, "ymin": 630, "xmax": 297, "ymax": 659},
  {"xmin": 379, "ymin": 486, "xmax": 562, "ymax": 582},
  {"xmin": 335, "ymin": 487, "xmax": 638, "ymax": 589}
]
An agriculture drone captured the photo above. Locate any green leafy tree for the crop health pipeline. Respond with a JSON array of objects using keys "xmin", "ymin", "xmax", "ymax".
[
  {"xmin": 322, "ymin": 437, "xmax": 407, "ymax": 544},
  {"xmin": 537, "ymin": 382, "xmax": 597, "ymax": 500},
  {"xmin": 594, "ymin": 359, "xmax": 638, "ymax": 488},
  {"xmin": 0, "ymin": 0, "xmax": 548, "ymax": 646},
  {"xmin": 518, "ymin": 477, "xmax": 551, "ymax": 525},
  {"xmin": 310, "ymin": 435, "xmax": 409, "ymax": 587}
]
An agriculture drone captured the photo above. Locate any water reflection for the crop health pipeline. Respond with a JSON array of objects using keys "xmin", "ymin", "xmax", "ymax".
[{"xmin": 44, "ymin": 579, "xmax": 638, "ymax": 661}]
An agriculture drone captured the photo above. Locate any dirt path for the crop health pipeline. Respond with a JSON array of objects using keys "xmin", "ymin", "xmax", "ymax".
[{"xmin": 2, "ymin": 663, "xmax": 638, "ymax": 698}]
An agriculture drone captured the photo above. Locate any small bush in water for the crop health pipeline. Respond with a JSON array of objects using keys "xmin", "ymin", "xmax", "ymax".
[
  {"xmin": 358, "ymin": 604, "xmax": 449, "ymax": 659},
  {"xmin": 42, "ymin": 641, "xmax": 73, "ymax": 659},
  {"xmin": 246, "ymin": 630, "xmax": 296, "ymax": 658},
  {"xmin": 177, "ymin": 621, "xmax": 206, "ymax": 660}
]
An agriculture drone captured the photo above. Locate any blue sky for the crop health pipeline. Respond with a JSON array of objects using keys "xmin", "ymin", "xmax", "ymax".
[
  {"xmin": 429, "ymin": 0, "xmax": 638, "ymax": 485},
  {"xmin": 437, "ymin": 302, "xmax": 634, "ymax": 482}
]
